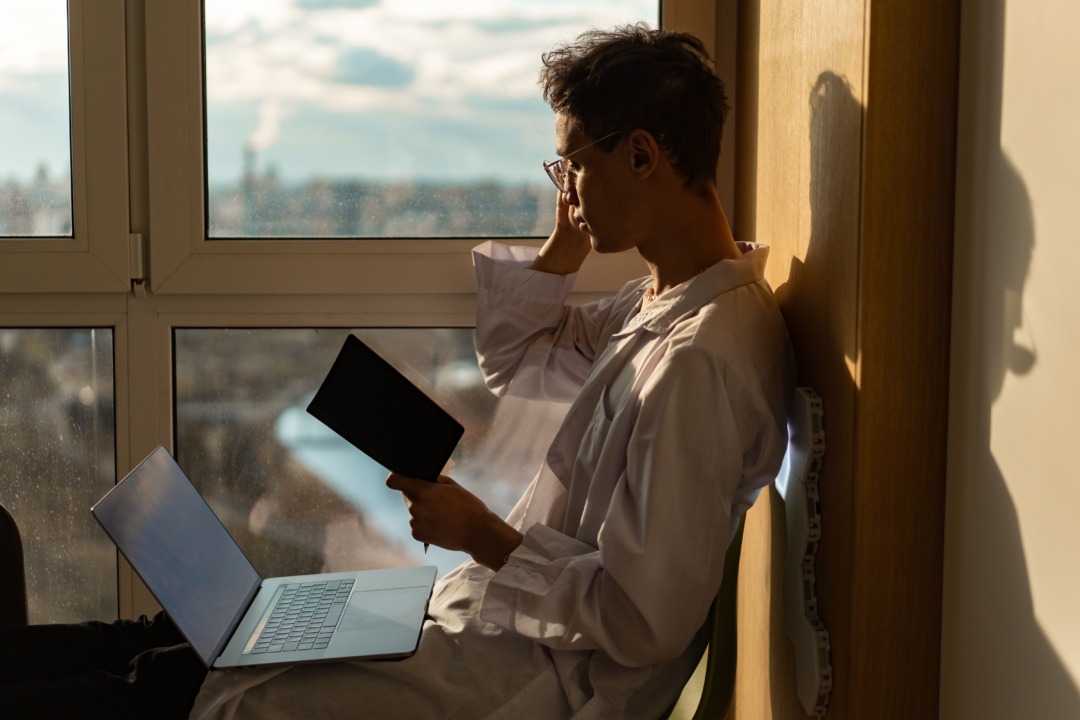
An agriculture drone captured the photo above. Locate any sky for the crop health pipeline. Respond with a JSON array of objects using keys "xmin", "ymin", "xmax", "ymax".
[
  {"xmin": 0, "ymin": 1, "xmax": 69, "ymax": 184},
  {"xmin": 0, "ymin": 0, "xmax": 658, "ymax": 186}
]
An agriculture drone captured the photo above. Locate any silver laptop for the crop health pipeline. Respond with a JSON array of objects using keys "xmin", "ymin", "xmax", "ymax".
[{"xmin": 91, "ymin": 445, "xmax": 437, "ymax": 670}]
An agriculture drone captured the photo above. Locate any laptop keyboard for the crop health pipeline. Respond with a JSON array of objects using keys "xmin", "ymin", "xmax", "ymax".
[{"xmin": 248, "ymin": 579, "xmax": 355, "ymax": 654}]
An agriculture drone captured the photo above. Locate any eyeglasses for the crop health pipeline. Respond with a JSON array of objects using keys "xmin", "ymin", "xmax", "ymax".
[{"xmin": 542, "ymin": 131, "xmax": 627, "ymax": 192}]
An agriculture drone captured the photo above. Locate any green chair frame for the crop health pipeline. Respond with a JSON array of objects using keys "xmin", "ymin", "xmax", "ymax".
[{"xmin": 662, "ymin": 516, "xmax": 745, "ymax": 720}]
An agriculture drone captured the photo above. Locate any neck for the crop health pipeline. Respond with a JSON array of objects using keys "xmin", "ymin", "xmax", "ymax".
[{"xmin": 638, "ymin": 185, "xmax": 741, "ymax": 294}]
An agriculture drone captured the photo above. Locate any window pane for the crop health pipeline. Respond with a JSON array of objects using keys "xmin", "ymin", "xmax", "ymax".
[
  {"xmin": 204, "ymin": 0, "xmax": 658, "ymax": 238},
  {"xmin": 0, "ymin": 1, "xmax": 72, "ymax": 237},
  {"xmin": 174, "ymin": 328, "xmax": 567, "ymax": 578},
  {"xmin": 0, "ymin": 329, "xmax": 116, "ymax": 623}
]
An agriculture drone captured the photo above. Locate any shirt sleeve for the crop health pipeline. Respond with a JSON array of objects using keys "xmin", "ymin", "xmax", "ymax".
[
  {"xmin": 480, "ymin": 345, "xmax": 750, "ymax": 667},
  {"xmin": 472, "ymin": 241, "xmax": 635, "ymax": 403}
]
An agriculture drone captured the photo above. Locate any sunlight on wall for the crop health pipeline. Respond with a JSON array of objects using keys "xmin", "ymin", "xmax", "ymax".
[
  {"xmin": 992, "ymin": 0, "xmax": 1080, "ymax": 674},
  {"xmin": 944, "ymin": 1, "xmax": 1080, "ymax": 717}
]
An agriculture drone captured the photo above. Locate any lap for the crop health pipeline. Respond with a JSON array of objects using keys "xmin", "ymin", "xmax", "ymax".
[{"xmin": 191, "ymin": 565, "xmax": 572, "ymax": 720}]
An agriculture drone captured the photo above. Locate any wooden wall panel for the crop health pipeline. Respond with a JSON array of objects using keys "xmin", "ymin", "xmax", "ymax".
[
  {"xmin": 732, "ymin": 1, "xmax": 864, "ymax": 716},
  {"xmin": 729, "ymin": 1, "xmax": 959, "ymax": 718},
  {"xmin": 849, "ymin": 3, "xmax": 959, "ymax": 716}
]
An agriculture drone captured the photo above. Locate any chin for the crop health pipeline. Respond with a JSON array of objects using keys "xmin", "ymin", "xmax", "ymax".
[
  {"xmin": 588, "ymin": 233, "xmax": 616, "ymax": 254},
  {"xmin": 590, "ymin": 235, "xmax": 633, "ymax": 255}
]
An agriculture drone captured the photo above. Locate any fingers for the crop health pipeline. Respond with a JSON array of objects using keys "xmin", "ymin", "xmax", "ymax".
[
  {"xmin": 387, "ymin": 472, "xmax": 458, "ymax": 490},
  {"xmin": 554, "ymin": 190, "xmax": 578, "ymax": 232},
  {"xmin": 386, "ymin": 472, "xmax": 426, "ymax": 493}
]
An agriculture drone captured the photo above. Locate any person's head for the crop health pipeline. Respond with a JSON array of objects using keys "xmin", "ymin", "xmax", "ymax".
[{"xmin": 539, "ymin": 24, "xmax": 729, "ymax": 194}]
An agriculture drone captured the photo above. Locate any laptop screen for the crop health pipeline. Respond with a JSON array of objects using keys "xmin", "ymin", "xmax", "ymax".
[{"xmin": 93, "ymin": 447, "xmax": 262, "ymax": 666}]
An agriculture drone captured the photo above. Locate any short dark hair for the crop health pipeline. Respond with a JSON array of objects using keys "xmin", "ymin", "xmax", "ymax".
[{"xmin": 539, "ymin": 23, "xmax": 729, "ymax": 189}]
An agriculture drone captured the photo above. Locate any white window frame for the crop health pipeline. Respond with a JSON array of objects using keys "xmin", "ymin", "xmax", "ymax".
[
  {"xmin": 0, "ymin": 0, "xmax": 130, "ymax": 294},
  {"xmin": 2, "ymin": 0, "xmax": 731, "ymax": 620},
  {"xmin": 143, "ymin": 0, "xmax": 720, "ymax": 297}
]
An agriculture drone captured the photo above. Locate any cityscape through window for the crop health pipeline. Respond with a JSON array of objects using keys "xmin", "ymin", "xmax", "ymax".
[
  {"xmin": 0, "ymin": 328, "xmax": 116, "ymax": 623},
  {"xmin": 204, "ymin": 0, "xmax": 658, "ymax": 238},
  {"xmin": 175, "ymin": 328, "xmax": 568, "ymax": 578}
]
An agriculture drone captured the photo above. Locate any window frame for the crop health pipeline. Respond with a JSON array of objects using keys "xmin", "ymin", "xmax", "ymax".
[
  {"xmin": 0, "ymin": 0, "xmax": 131, "ymax": 294},
  {"xmin": 2, "ymin": 0, "xmax": 731, "ymax": 621},
  {"xmin": 144, "ymin": 0, "xmax": 716, "ymax": 297}
]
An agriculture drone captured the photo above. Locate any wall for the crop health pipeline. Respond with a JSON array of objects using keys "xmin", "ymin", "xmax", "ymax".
[
  {"xmin": 732, "ymin": 2, "xmax": 862, "ymax": 715},
  {"xmin": 730, "ymin": 1, "xmax": 959, "ymax": 717},
  {"xmin": 941, "ymin": 1, "xmax": 1080, "ymax": 717}
]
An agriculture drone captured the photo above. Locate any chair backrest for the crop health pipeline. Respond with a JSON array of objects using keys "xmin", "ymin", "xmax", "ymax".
[
  {"xmin": 0, "ymin": 502, "xmax": 28, "ymax": 626},
  {"xmin": 662, "ymin": 516, "xmax": 745, "ymax": 720},
  {"xmin": 664, "ymin": 386, "xmax": 829, "ymax": 720}
]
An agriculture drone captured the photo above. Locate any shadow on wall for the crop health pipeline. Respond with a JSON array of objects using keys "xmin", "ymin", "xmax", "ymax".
[
  {"xmin": 942, "ymin": 0, "xmax": 1080, "ymax": 717},
  {"xmin": 769, "ymin": 69, "xmax": 864, "ymax": 717}
]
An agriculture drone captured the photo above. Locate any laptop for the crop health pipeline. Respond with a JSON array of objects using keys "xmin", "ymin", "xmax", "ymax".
[{"xmin": 92, "ymin": 446, "xmax": 438, "ymax": 669}]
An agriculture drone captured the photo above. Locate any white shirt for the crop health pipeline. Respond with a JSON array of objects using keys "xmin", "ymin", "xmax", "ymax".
[{"xmin": 189, "ymin": 240, "xmax": 795, "ymax": 720}]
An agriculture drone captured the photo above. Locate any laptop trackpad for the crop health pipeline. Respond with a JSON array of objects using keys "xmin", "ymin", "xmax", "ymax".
[{"xmin": 338, "ymin": 587, "xmax": 429, "ymax": 653}]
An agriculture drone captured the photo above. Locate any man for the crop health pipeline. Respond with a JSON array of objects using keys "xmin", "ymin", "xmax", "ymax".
[
  {"xmin": 3, "ymin": 25, "xmax": 795, "ymax": 720},
  {"xmin": 251, "ymin": 23, "xmax": 789, "ymax": 719}
]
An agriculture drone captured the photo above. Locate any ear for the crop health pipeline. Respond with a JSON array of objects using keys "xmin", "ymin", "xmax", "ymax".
[{"xmin": 626, "ymin": 129, "xmax": 662, "ymax": 180}]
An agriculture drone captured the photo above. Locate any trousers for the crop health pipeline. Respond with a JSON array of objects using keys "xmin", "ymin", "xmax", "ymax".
[{"xmin": 0, "ymin": 612, "xmax": 207, "ymax": 720}]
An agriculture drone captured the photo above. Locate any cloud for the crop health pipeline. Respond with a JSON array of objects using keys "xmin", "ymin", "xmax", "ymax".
[
  {"xmin": 295, "ymin": 0, "xmax": 379, "ymax": 8},
  {"xmin": 196, "ymin": 0, "xmax": 662, "ymax": 181},
  {"xmin": 473, "ymin": 17, "xmax": 568, "ymax": 35},
  {"xmin": 334, "ymin": 48, "xmax": 414, "ymax": 89},
  {"xmin": 214, "ymin": 104, "xmax": 551, "ymax": 184},
  {"xmin": 0, "ymin": 2, "xmax": 68, "ymax": 86},
  {"xmin": 466, "ymin": 93, "xmax": 548, "ymax": 117}
]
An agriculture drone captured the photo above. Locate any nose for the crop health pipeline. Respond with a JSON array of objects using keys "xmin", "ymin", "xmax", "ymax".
[{"xmin": 562, "ymin": 181, "xmax": 579, "ymax": 207}]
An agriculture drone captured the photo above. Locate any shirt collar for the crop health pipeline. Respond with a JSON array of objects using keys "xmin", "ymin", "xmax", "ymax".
[{"xmin": 617, "ymin": 242, "xmax": 771, "ymax": 336}]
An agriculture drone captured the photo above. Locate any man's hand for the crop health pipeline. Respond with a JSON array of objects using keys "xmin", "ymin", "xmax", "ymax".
[
  {"xmin": 530, "ymin": 191, "xmax": 592, "ymax": 275},
  {"xmin": 386, "ymin": 473, "xmax": 523, "ymax": 571}
]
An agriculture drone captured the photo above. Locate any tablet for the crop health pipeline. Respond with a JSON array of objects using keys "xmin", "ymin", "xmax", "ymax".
[{"xmin": 306, "ymin": 334, "xmax": 464, "ymax": 481}]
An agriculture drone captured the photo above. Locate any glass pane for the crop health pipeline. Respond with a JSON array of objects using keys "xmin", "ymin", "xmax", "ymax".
[
  {"xmin": 204, "ymin": 0, "xmax": 659, "ymax": 238},
  {"xmin": 0, "ymin": 329, "xmax": 116, "ymax": 623},
  {"xmin": 174, "ymin": 328, "xmax": 567, "ymax": 578},
  {"xmin": 0, "ymin": 1, "xmax": 73, "ymax": 237}
]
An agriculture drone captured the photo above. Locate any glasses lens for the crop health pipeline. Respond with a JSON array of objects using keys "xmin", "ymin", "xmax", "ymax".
[
  {"xmin": 553, "ymin": 161, "xmax": 566, "ymax": 191},
  {"xmin": 544, "ymin": 160, "xmax": 562, "ymax": 191},
  {"xmin": 544, "ymin": 158, "xmax": 574, "ymax": 192}
]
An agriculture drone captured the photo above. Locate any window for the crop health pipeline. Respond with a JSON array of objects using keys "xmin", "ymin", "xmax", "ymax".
[
  {"xmin": 146, "ymin": 0, "xmax": 665, "ymax": 295},
  {"xmin": 0, "ymin": 0, "xmax": 129, "ymax": 293},
  {"xmin": 0, "ymin": 328, "xmax": 116, "ymax": 624},
  {"xmin": 175, "ymin": 328, "xmax": 567, "ymax": 577},
  {"xmin": 0, "ymin": 1, "xmax": 72, "ymax": 237},
  {"xmin": 0, "ymin": 0, "xmax": 721, "ymax": 622},
  {"xmin": 203, "ymin": 1, "xmax": 658, "ymax": 239}
]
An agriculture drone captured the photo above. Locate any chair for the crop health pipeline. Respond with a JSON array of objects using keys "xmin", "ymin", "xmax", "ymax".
[
  {"xmin": 662, "ymin": 517, "xmax": 745, "ymax": 720},
  {"xmin": 0, "ymin": 501, "xmax": 29, "ymax": 626},
  {"xmin": 664, "ymin": 386, "xmax": 831, "ymax": 719}
]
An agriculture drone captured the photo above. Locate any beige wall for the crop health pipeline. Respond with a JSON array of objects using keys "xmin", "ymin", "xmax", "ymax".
[{"xmin": 942, "ymin": 1, "xmax": 1080, "ymax": 717}]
